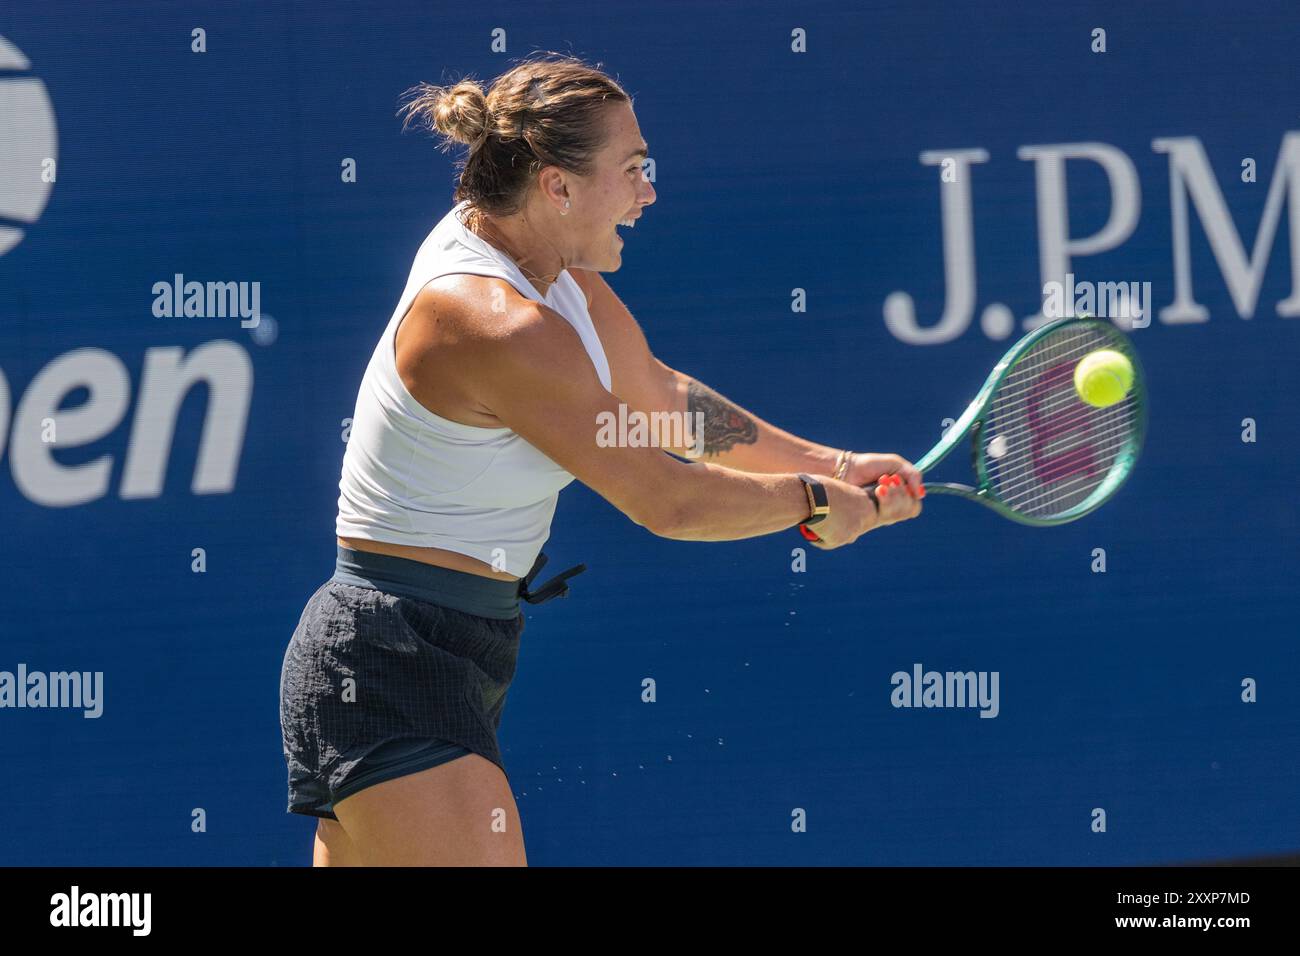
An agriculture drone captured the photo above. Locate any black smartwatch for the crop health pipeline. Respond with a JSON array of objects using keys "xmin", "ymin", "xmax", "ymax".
[{"xmin": 797, "ymin": 473, "xmax": 830, "ymax": 527}]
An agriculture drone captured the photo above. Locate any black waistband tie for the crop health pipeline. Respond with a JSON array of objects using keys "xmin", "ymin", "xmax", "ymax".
[{"xmin": 518, "ymin": 552, "xmax": 586, "ymax": 604}]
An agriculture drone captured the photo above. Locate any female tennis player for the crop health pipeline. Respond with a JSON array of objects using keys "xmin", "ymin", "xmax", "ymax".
[{"xmin": 279, "ymin": 53, "xmax": 924, "ymax": 866}]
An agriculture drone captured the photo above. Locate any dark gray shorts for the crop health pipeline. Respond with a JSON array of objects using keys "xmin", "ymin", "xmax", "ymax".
[
  {"xmin": 279, "ymin": 553, "xmax": 527, "ymax": 820},
  {"xmin": 282, "ymin": 546, "xmax": 587, "ymax": 822}
]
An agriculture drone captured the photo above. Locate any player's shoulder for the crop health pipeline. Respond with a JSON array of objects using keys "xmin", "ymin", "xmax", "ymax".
[
  {"xmin": 411, "ymin": 274, "xmax": 553, "ymax": 342},
  {"xmin": 407, "ymin": 275, "xmax": 586, "ymax": 381}
]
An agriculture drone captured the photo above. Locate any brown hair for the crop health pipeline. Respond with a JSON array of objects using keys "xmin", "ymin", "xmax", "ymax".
[{"xmin": 399, "ymin": 53, "xmax": 630, "ymax": 217}]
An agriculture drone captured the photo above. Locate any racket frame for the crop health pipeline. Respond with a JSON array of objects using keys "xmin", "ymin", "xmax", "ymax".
[{"xmin": 913, "ymin": 315, "xmax": 1147, "ymax": 526}]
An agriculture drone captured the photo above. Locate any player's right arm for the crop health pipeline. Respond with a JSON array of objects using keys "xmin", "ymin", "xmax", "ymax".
[{"xmin": 410, "ymin": 284, "xmax": 915, "ymax": 547}]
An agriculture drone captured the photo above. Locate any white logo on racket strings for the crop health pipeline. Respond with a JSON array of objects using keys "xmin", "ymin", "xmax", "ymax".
[{"xmin": 890, "ymin": 663, "xmax": 999, "ymax": 718}]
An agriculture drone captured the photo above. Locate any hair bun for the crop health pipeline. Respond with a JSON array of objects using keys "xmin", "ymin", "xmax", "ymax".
[
  {"xmin": 400, "ymin": 55, "xmax": 629, "ymax": 219},
  {"xmin": 399, "ymin": 79, "xmax": 491, "ymax": 149}
]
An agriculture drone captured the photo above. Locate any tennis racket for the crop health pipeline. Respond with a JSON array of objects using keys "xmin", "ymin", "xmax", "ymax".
[{"xmin": 800, "ymin": 314, "xmax": 1146, "ymax": 536}]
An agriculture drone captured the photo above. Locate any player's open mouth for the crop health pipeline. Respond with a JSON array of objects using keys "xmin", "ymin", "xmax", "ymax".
[{"xmin": 614, "ymin": 215, "xmax": 639, "ymax": 245}]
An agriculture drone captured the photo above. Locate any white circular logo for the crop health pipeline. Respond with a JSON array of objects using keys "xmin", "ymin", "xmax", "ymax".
[{"xmin": 0, "ymin": 35, "xmax": 57, "ymax": 256}]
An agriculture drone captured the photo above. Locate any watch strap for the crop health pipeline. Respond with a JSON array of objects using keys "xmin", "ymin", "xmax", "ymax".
[{"xmin": 797, "ymin": 473, "xmax": 830, "ymax": 526}]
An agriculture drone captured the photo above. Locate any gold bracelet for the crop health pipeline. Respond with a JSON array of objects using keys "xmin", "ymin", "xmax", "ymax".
[{"xmin": 832, "ymin": 449, "xmax": 852, "ymax": 481}]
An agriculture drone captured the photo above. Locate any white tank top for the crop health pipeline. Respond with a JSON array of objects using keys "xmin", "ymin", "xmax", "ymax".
[{"xmin": 336, "ymin": 200, "xmax": 612, "ymax": 577}]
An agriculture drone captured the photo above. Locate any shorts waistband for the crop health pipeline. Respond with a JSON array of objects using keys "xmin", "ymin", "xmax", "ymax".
[
  {"xmin": 332, "ymin": 546, "xmax": 523, "ymax": 619},
  {"xmin": 330, "ymin": 546, "xmax": 588, "ymax": 619}
]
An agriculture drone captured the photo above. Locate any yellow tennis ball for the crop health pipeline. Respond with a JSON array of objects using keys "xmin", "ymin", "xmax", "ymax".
[{"xmin": 1074, "ymin": 349, "xmax": 1134, "ymax": 408}]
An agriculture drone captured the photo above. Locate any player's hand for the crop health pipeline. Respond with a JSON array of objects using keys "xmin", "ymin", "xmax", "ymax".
[
  {"xmin": 799, "ymin": 467, "xmax": 924, "ymax": 549},
  {"xmin": 801, "ymin": 477, "xmax": 883, "ymax": 549},
  {"xmin": 842, "ymin": 452, "xmax": 925, "ymax": 498},
  {"xmin": 870, "ymin": 472, "xmax": 924, "ymax": 528}
]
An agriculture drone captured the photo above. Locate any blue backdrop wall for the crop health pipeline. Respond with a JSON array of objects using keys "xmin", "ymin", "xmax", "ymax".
[{"xmin": 1, "ymin": 0, "xmax": 1296, "ymax": 865}]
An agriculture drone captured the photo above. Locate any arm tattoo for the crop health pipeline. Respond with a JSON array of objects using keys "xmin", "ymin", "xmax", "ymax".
[{"xmin": 687, "ymin": 379, "xmax": 758, "ymax": 457}]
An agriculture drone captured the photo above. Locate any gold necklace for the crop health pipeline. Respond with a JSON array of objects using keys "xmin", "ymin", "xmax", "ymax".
[{"xmin": 464, "ymin": 206, "xmax": 565, "ymax": 288}]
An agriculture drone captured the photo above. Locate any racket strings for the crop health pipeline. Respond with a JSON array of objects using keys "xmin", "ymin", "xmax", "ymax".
[
  {"xmin": 985, "ymin": 391, "xmax": 1137, "ymax": 459},
  {"xmin": 989, "ymin": 332, "xmax": 1135, "ymax": 515},
  {"xmin": 981, "ymin": 323, "xmax": 1140, "ymax": 518}
]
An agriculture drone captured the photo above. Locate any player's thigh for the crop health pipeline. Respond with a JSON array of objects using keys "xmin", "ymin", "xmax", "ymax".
[
  {"xmin": 332, "ymin": 753, "xmax": 526, "ymax": 866},
  {"xmin": 313, "ymin": 817, "xmax": 360, "ymax": 867}
]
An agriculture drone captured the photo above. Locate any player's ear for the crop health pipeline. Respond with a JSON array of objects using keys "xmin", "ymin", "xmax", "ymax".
[{"xmin": 535, "ymin": 166, "xmax": 571, "ymax": 213}]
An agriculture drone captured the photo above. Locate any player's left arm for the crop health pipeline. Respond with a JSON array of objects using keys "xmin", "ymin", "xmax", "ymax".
[{"xmin": 570, "ymin": 268, "xmax": 922, "ymax": 493}]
